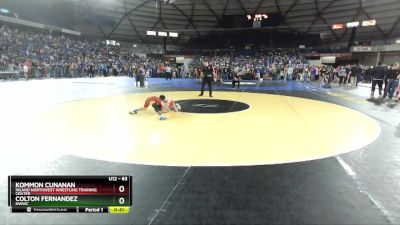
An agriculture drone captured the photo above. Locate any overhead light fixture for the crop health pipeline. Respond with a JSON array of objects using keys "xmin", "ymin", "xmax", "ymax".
[
  {"xmin": 362, "ymin": 20, "xmax": 376, "ymax": 27},
  {"xmin": 0, "ymin": 8, "xmax": 10, "ymax": 14},
  {"xmin": 346, "ymin": 21, "xmax": 360, "ymax": 28},
  {"xmin": 158, "ymin": 31, "xmax": 168, "ymax": 37},
  {"xmin": 396, "ymin": 39, "xmax": 400, "ymax": 44},
  {"xmin": 169, "ymin": 32, "xmax": 178, "ymax": 37},
  {"xmin": 332, "ymin": 24, "xmax": 344, "ymax": 30},
  {"xmin": 146, "ymin": 31, "xmax": 157, "ymax": 36},
  {"xmin": 106, "ymin": 40, "xmax": 116, "ymax": 46},
  {"xmin": 133, "ymin": 44, "xmax": 137, "ymax": 48}
]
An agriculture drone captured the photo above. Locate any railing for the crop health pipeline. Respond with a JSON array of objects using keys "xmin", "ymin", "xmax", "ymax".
[{"xmin": 0, "ymin": 71, "xmax": 19, "ymax": 79}]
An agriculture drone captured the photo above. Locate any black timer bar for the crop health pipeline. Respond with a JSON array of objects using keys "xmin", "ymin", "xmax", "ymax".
[
  {"xmin": 11, "ymin": 206, "xmax": 130, "ymax": 214},
  {"xmin": 12, "ymin": 206, "xmax": 108, "ymax": 213}
]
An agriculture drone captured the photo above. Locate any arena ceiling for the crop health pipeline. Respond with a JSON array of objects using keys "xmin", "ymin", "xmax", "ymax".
[{"xmin": 73, "ymin": 0, "xmax": 400, "ymax": 44}]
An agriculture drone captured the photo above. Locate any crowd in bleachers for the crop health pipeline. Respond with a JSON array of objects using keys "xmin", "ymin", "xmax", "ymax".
[
  {"xmin": 1, "ymin": 23, "xmax": 399, "ymax": 101},
  {"xmin": 0, "ymin": 24, "xmax": 163, "ymax": 79},
  {"xmin": 189, "ymin": 50, "xmax": 307, "ymax": 80},
  {"xmin": 0, "ymin": 23, "xmax": 320, "ymax": 82},
  {"xmin": 195, "ymin": 55, "xmax": 396, "ymax": 86},
  {"xmin": 190, "ymin": 56, "xmax": 399, "ymax": 100}
]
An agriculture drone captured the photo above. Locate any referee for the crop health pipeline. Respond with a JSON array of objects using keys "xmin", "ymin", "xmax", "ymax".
[{"xmin": 199, "ymin": 60, "xmax": 214, "ymax": 97}]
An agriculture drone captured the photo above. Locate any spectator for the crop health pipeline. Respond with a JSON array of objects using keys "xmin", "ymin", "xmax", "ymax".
[
  {"xmin": 350, "ymin": 64, "xmax": 362, "ymax": 88},
  {"xmin": 338, "ymin": 66, "xmax": 347, "ymax": 85},
  {"xmin": 383, "ymin": 63, "xmax": 400, "ymax": 101},
  {"xmin": 165, "ymin": 64, "xmax": 172, "ymax": 80},
  {"xmin": 370, "ymin": 62, "xmax": 386, "ymax": 97},
  {"xmin": 0, "ymin": 24, "xmax": 164, "ymax": 79}
]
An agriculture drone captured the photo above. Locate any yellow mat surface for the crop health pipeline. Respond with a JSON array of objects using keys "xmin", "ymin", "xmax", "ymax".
[{"xmin": 3, "ymin": 91, "xmax": 380, "ymax": 166}]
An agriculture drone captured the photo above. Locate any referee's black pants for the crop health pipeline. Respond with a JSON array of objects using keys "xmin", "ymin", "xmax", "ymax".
[
  {"xmin": 371, "ymin": 80, "xmax": 383, "ymax": 95},
  {"xmin": 200, "ymin": 78, "xmax": 212, "ymax": 96},
  {"xmin": 232, "ymin": 79, "xmax": 240, "ymax": 88}
]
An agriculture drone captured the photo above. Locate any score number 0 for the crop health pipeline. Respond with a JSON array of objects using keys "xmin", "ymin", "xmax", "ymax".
[
  {"xmin": 109, "ymin": 176, "xmax": 129, "ymax": 205},
  {"xmin": 118, "ymin": 185, "xmax": 126, "ymax": 205}
]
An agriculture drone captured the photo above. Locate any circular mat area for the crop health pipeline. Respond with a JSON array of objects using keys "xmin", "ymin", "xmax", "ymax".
[
  {"xmin": 10, "ymin": 91, "xmax": 380, "ymax": 166},
  {"xmin": 176, "ymin": 99, "xmax": 250, "ymax": 114},
  {"xmin": 221, "ymin": 81, "xmax": 288, "ymax": 87},
  {"xmin": 222, "ymin": 81, "xmax": 257, "ymax": 86}
]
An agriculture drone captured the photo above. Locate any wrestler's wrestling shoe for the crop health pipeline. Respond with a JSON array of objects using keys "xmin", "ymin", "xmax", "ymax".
[
  {"xmin": 129, "ymin": 109, "xmax": 138, "ymax": 114},
  {"xmin": 176, "ymin": 103, "xmax": 182, "ymax": 111}
]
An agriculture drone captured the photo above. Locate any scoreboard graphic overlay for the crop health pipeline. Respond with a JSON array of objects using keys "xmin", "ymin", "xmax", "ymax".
[{"xmin": 8, "ymin": 176, "xmax": 132, "ymax": 213}]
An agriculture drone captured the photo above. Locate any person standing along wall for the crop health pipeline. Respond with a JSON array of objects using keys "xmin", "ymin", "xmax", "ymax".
[
  {"xmin": 165, "ymin": 64, "xmax": 172, "ymax": 80},
  {"xmin": 338, "ymin": 66, "xmax": 347, "ymax": 85},
  {"xmin": 370, "ymin": 62, "xmax": 386, "ymax": 97},
  {"xmin": 350, "ymin": 64, "xmax": 362, "ymax": 88},
  {"xmin": 320, "ymin": 66, "xmax": 327, "ymax": 82},
  {"xmin": 395, "ymin": 76, "xmax": 400, "ymax": 101},
  {"xmin": 88, "ymin": 65, "xmax": 95, "ymax": 78},
  {"xmin": 383, "ymin": 63, "xmax": 399, "ymax": 101},
  {"xmin": 287, "ymin": 65, "xmax": 293, "ymax": 81},
  {"xmin": 23, "ymin": 59, "xmax": 32, "ymax": 80},
  {"xmin": 365, "ymin": 66, "xmax": 373, "ymax": 83}
]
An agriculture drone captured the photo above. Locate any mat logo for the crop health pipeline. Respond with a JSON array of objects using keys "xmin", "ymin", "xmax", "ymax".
[
  {"xmin": 175, "ymin": 99, "xmax": 249, "ymax": 114},
  {"xmin": 192, "ymin": 104, "xmax": 219, "ymax": 108}
]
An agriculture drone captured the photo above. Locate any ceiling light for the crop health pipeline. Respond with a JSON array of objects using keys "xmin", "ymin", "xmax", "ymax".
[
  {"xmin": 0, "ymin": 8, "xmax": 10, "ymax": 14},
  {"xmin": 346, "ymin": 21, "xmax": 360, "ymax": 28},
  {"xmin": 158, "ymin": 31, "xmax": 168, "ymax": 37},
  {"xmin": 169, "ymin": 32, "xmax": 178, "ymax": 37},
  {"xmin": 362, "ymin": 20, "xmax": 376, "ymax": 27}
]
